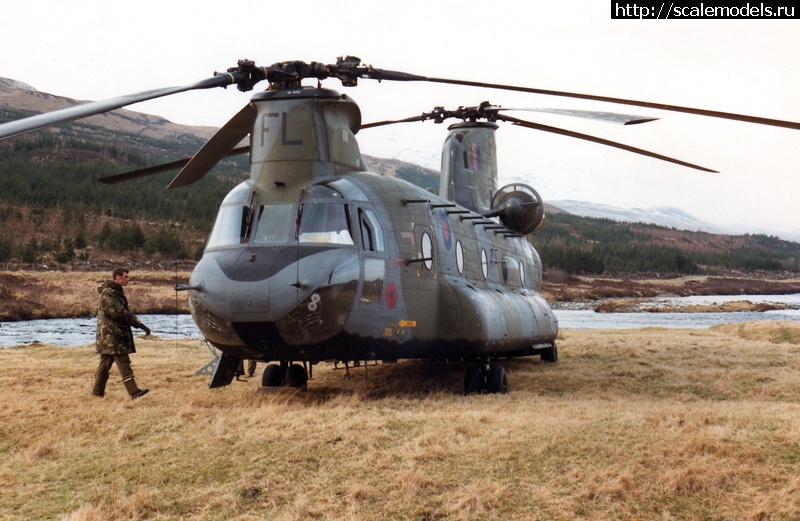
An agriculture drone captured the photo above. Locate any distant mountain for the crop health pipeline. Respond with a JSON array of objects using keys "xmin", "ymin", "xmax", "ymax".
[
  {"xmin": 0, "ymin": 77, "xmax": 217, "ymax": 144},
  {"xmin": 549, "ymin": 200, "xmax": 723, "ymax": 234}
]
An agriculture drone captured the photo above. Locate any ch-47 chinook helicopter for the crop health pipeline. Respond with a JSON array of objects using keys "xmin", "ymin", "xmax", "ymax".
[{"xmin": 2, "ymin": 57, "xmax": 799, "ymax": 394}]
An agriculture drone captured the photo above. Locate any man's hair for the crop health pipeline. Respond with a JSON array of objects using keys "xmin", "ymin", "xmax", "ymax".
[{"xmin": 112, "ymin": 267, "xmax": 130, "ymax": 279}]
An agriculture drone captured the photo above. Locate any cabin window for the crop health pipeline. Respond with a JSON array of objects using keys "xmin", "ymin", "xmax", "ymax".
[
  {"xmin": 456, "ymin": 241, "xmax": 464, "ymax": 274},
  {"xmin": 481, "ymin": 249, "xmax": 488, "ymax": 279},
  {"xmin": 421, "ymin": 232, "xmax": 433, "ymax": 270},
  {"xmin": 359, "ymin": 209, "xmax": 384, "ymax": 252},
  {"xmin": 253, "ymin": 204, "xmax": 294, "ymax": 244},
  {"xmin": 298, "ymin": 203, "xmax": 354, "ymax": 245}
]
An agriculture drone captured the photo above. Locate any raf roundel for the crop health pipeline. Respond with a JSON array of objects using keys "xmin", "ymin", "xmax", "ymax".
[{"xmin": 385, "ymin": 283, "xmax": 398, "ymax": 310}]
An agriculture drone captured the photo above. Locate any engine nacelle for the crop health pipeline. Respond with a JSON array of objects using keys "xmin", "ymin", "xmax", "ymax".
[{"xmin": 489, "ymin": 183, "xmax": 545, "ymax": 235}]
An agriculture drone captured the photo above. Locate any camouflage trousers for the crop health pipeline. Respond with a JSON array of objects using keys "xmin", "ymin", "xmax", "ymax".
[{"xmin": 93, "ymin": 353, "xmax": 141, "ymax": 397}]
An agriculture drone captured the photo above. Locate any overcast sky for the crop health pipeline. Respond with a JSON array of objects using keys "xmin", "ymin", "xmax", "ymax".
[{"xmin": 2, "ymin": 1, "xmax": 798, "ymax": 239}]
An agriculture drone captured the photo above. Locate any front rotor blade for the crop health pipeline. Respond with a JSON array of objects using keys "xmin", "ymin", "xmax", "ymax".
[
  {"xmin": 501, "ymin": 114, "xmax": 718, "ymax": 173},
  {"xmin": 0, "ymin": 75, "xmax": 235, "ymax": 141},
  {"xmin": 365, "ymin": 70, "xmax": 800, "ymax": 131},
  {"xmin": 167, "ymin": 105, "xmax": 256, "ymax": 189},
  {"xmin": 97, "ymin": 146, "xmax": 251, "ymax": 185}
]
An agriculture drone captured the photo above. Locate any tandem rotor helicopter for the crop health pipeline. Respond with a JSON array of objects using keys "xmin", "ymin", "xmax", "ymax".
[{"xmin": 2, "ymin": 57, "xmax": 799, "ymax": 394}]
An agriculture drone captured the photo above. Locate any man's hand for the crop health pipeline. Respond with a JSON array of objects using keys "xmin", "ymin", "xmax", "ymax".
[{"xmin": 140, "ymin": 324, "xmax": 151, "ymax": 336}]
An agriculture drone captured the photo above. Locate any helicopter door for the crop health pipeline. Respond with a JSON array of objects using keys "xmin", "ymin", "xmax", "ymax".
[
  {"xmin": 295, "ymin": 201, "xmax": 358, "ymax": 294},
  {"xmin": 356, "ymin": 208, "xmax": 386, "ymax": 307}
]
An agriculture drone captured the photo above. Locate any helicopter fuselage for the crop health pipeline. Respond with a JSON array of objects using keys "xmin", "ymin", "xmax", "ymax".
[{"xmin": 189, "ymin": 171, "xmax": 558, "ymax": 366}]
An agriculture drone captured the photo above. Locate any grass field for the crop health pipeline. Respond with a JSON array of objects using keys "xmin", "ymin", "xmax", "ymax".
[{"xmin": 2, "ymin": 322, "xmax": 800, "ymax": 520}]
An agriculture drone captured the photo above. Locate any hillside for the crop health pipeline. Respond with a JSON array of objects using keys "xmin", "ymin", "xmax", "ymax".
[
  {"xmin": 1, "ymin": 77, "xmax": 798, "ymax": 274},
  {"xmin": 532, "ymin": 212, "xmax": 800, "ymax": 274}
]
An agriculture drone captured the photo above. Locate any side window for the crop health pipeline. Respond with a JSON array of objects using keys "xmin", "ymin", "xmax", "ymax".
[
  {"xmin": 361, "ymin": 258, "xmax": 385, "ymax": 305},
  {"xmin": 359, "ymin": 208, "xmax": 384, "ymax": 252}
]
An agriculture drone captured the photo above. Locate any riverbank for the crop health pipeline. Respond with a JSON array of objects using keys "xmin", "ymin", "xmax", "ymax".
[
  {"xmin": 2, "ymin": 323, "xmax": 799, "ymax": 519},
  {"xmin": 0, "ymin": 270, "xmax": 192, "ymax": 321},
  {"xmin": 1, "ymin": 270, "xmax": 799, "ymax": 321}
]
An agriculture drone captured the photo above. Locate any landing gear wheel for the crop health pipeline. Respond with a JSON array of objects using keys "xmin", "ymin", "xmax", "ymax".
[
  {"xmin": 286, "ymin": 364, "xmax": 308, "ymax": 390},
  {"xmin": 262, "ymin": 364, "xmax": 286, "ymax": 387},
  {"xmin": 487, "ymin": 365, "xmax": 509, "ymax": 394},
  {"xmin": 464, "ymin": 365, "xmax": 483, "ymax": 395},
  {"xmin": 540, "ymin": 344, "xmax": 558, "ymax": 363}
]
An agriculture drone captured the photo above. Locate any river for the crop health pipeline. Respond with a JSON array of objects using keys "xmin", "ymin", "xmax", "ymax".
[{"xmin": 1, "ymin": 295, "xmax": 799, "ymax": 348}]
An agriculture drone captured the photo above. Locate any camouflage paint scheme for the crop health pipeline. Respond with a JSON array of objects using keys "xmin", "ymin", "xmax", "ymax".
[{"xmin": 185, "ymin": 88, "xmax": 558, "ymax": 387}]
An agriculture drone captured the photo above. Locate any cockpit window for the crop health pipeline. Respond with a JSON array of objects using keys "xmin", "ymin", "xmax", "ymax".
[
  {"xmin": 253, "ymin": 204, "xmax": 294, "ymax": 244},
  {"xmin": 298, "ymin": 203, "xmax": 354, "ymax": 245},
  {"xmin": 206, "ymin": 183, "xmax": 257, "ymax": 250},
  {"xmin": 206, "ymin": 204, "xmax": 252, "ymax": 249}
]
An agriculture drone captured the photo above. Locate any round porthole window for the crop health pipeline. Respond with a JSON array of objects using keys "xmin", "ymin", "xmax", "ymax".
[
  {"xmin": 481, "ymin": 249, "xmax": 488, "ymax": 279},
  {"xmin": 421, "ymin": 232, "xmax": 433, "ymax": 270},
  {"xmin": 456, "ymin": 241, "xmax": 464, "ymax": 274}
]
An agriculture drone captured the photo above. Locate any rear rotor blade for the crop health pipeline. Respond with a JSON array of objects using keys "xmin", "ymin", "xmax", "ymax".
[
  {"xmin": 500, "ymin": 114, "xmax": 718, "ymax": 173},
  {"xmin": 360, "ymin": 114, "xmax": 430, "ymax": 130},
  {"xmin": 496, "ymin": 107, "xmax": 658, "ymax": 125},
  {"xmin": 168, "ymin": 105, "xmax": 256, "ymax": 189},
  {"xmin": 363, "ymin": 70, "xmax": 800, "ymax": 131}
]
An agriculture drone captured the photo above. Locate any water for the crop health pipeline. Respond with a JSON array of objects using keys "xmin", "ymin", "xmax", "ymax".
[
  {"xmin": 1, "ymin": 295, "xmax": 799, "ymax": 347},
  {"xmin": 556, "ymin": 293, "xmax": 800, "ymax": 329},
  {"xmin": 0, "ymin": 314, "xmax": 202, "ymax": 348}
]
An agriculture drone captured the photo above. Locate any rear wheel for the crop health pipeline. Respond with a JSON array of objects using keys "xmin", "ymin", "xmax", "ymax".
[
  {"xmin": 540, "ymin": 344, "xmax": 558, "ymax": 363},
  {"xmin": 487, "ymin": 365, "xmax": 509, "ymax": 394}
]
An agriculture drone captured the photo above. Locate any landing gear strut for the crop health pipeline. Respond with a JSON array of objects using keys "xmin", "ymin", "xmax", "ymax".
[
  {"xmin": 464, "ymin": 360, "xmax": 509, "ymax": 395},
  {"xmin": 261, "ymin": 362, "xmax": 308, "ymax": 390}
]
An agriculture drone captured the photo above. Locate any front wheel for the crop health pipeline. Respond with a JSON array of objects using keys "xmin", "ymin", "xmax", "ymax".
[
  {"xmin": 285, "ymin": 364, "xmax": 308, "ymax": 390},
  {"xmin": 262, "ymin": 364, "xmax": 286, "ymax": 387}
]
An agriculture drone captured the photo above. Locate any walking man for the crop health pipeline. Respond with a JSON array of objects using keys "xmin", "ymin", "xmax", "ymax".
[{"xmin": 92, "ymin": 267, "xmax": 152, "ymax": 399}]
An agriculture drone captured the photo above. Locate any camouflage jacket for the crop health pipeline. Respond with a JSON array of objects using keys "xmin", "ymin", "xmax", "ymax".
[{"xmin": 95, "ymin": 280, "xmax": 142, "ymax": 355}]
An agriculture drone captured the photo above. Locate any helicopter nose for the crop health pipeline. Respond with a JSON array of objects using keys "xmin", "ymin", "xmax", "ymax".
[
  {"xmin": 188, "ymin": 246, "xmax": 359, "ymax": 345},
  {"xmin": 189, "ymin": 248, "xmax": 295, "ymax": 322}
]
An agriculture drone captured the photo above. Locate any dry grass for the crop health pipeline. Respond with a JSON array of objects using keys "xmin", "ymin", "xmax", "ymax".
[{"xmin": 2, "ymin": 323, "xmax": 800, "ymax": 520}]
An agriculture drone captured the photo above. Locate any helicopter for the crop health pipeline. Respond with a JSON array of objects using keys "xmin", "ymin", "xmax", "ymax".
[{"xmin": 2, "ymin": 57, "xmax": 799, "ymax": 394}]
